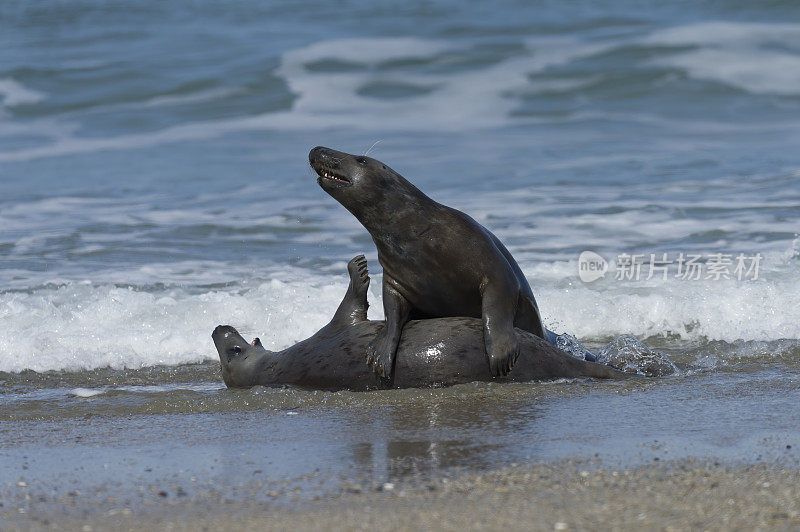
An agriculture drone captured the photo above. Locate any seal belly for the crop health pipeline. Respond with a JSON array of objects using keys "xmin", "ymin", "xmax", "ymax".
[{"xmin": 376, "ymin": 237, "xmax": 485, "ymax": 318}]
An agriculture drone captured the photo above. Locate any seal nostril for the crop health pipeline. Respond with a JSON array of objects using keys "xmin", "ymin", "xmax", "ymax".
[
  {"xmin": 213, "ymin": 324, "xmax": 238, "ymax": 338},
  {"xmin": 309, "ymin": 146, "xmax": 326, "ymax": 163},
  {"xmin": 309, "ymin": 147, "xmax": 342, "ymax": 169}
]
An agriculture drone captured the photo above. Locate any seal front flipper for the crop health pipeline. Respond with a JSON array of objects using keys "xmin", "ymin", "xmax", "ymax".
[
  {"xmin": 328, "ymin": 255, "xmax": 371, "ymax": 328},
  {"xmin": 482, "ymin": 280, "xmax": 521, "ymax": 377},
  {"xmin": 515, "ymin": 292, "xmax": 546, "ymax": 340},
  {"xmin": 366, "ymin": 274, "xmax": 411, "ymax": 379}
]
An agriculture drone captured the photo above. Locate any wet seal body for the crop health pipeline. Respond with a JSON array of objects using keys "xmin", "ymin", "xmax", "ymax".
[
  {"xmin": 213, "ymin": 257, "xmax": 622, "ymax": 391},
  {"xmin": 309, "ymin": 146, "xmax": 546, "ymax": 379}
]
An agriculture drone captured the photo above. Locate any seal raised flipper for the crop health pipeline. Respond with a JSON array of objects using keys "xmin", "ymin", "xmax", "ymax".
[{"xmin": 327, "ymin": 254, "xmax": 371, "ymax": 328}]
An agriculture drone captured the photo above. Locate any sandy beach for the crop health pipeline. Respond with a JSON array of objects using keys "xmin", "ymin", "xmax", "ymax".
[
  {"xmin": 3, "ymin": 367, "xmax": 800, "ymax": 530},
  {"xmin": 5, "ymin": 460, "xmax": 800, "ymax": 531}
]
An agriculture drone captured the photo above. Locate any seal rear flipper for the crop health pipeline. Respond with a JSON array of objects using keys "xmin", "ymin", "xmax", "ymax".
[{"xmin": 328, "ymin": 255, "xmax": 371, "ymax": 328}]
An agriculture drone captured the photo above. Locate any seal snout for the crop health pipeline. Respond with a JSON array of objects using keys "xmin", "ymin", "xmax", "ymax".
[
  {"xmin": 309, "ymin": 146, "xmax": 337, "ymax": 164},
  {"xmin": 213, "ymin": 324, "xmax": 239, "ymax": 340},
  {"xmin": 309, "ymin": 146, "xmax": 352, "ymax": 186}
]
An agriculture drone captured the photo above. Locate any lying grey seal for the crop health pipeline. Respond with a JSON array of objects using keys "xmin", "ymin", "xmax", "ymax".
[
  {"xmin": 213, "ymin": 256, "xmax": 622, "ymax": 391},
  {"xmin": 309, "ymin": 146, "xmax": 546, "ymax": 379}
]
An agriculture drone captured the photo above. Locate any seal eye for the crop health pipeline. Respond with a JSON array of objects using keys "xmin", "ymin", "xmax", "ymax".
[
  {"xmin": 232, "ymin": 345, "xmax": 242, "ymax": 355},
  {"xmin": 356, "ymin": 157, "xmax": 367, "ymax": 165}
]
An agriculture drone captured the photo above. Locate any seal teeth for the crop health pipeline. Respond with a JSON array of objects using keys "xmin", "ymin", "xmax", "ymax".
[{"xmin": 320, "ymin": 169, "xmax": 349, "ymax": 183}]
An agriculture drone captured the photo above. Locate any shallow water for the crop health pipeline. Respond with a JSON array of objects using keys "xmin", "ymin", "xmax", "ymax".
[
  {"xmin": 1, "ymin": 0, "xmax": 800, "ymax": 497},
  {"xmin": 2, "ymin": 364, "xmax": 799, "ymax": 507}
]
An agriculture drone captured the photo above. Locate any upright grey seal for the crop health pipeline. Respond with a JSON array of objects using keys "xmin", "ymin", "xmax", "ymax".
[
  {"xmin": 309, "ymin": 146, "xmax": 545, "ymax": 379},
  {"xmin": 213, "ymin": 256, "xmax": 622, "ymax": 391}
]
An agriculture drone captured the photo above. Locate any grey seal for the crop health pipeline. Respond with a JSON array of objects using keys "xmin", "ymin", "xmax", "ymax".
[
  {"xmin": 213, "ymin": 256, "xmax": 622, "ymax": 391},
  {"xmin": 309, "ymin": 146, "xmax": 546, "ymax": 379}
]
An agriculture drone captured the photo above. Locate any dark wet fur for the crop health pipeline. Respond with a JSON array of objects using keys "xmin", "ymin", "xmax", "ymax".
[
  {"xmin": 308, "ymin": 147, "xmax": 548, "ymax": 379},
  {"xmin": 213, "ymin": 256, "xmax": 622, "ymax": 391}
]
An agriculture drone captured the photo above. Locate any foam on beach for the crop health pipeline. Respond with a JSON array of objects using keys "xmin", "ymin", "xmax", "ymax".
[{"xmin": 1, "ymin": 243, "xmax": 798, "ymax": 373}]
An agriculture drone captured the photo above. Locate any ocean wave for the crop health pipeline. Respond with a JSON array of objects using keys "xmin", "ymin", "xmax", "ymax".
[
  {"xmin": 533, "ymin": 247, "xmax": 800, "ymax": 343},
  {"xmin": 2, "ymin": 21, "xmax": 799, "ymax": 162},
  {"xmin": 1, "ymin": 169, "xmax": 797, "ymax": 290},
  {"xmin": 645, "ymin": 22, "xmax": 800, "ymax": 96},
  {"xmin": 0, "ymin": 277, "xmax": 352, "ymax": 373},
  {"xmin": 1, "ymin": 244, "xmax": 798, "ymax": 373}
]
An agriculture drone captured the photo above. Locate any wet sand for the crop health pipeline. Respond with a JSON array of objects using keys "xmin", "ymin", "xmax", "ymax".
[
  {"xmin": 5, "ymin": 460, "xmax": 800, "ymax": 531},
  {"xmin": 3, "ymin": 364, "xmax": 799, "ymax": 530}
]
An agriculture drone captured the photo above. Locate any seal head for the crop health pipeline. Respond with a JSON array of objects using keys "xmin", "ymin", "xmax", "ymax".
[
  {"xmin": 212, "ymin": 325, "xmax": 270, "ymax": 388},
  {"xmin": 309, "ymin": 146, "xmax": 426, "ymax": 234}
]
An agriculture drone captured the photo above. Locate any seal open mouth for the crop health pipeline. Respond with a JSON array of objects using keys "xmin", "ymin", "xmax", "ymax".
[
  {"xmin": 315, "ymin": 167, "xmax": 352, "ymax": 185},
  {"xmin": 309, "ymin": 147, "xmax": 355, "ymax": 188}
]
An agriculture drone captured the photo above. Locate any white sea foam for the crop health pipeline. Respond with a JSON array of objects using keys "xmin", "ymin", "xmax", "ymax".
[
  {"xmin": 538, "ymin": 267, "xmax": 800, "ymax": 343},
  {"xmin": 69, "ymin": 387, "xmax": 105, "ymax": 398},
  {"xmin": 141, "ymin": 87, "xmax": 243, "ymax": 108},
  {"xmin": 645, "ymin": 21, "xmax": 800, "ymax": 48},
  {"xmin": 0, "ymin": 78, "xmax": 45, "ymax": 108},
  {"xmin": 64, "ymin": 384, "xmax": 223, "ymax": 398},
  {"xmin": 0, "ymin": 273, "xmax": 364, "ymax": 373},
  {"xmin": 645, "ymin": 22, "xmax": 800, "ymax": 95},
  {"xmin": 1, "ymin": 242, "xmax": 798, "ymax": 373},
  {"xmin": 531, "ymin": 243, "xmax": 800, "ymax": 343}
]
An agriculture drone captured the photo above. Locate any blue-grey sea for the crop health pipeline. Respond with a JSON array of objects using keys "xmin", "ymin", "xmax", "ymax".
[{"xmin": 1, "ymin": 0, "xmax": 800, "ymax": 510}]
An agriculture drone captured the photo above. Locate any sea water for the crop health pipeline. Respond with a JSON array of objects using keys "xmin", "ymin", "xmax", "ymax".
[{"xmin": 1, "ymin": 0, "xmax": 800, "ymax": 492}]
